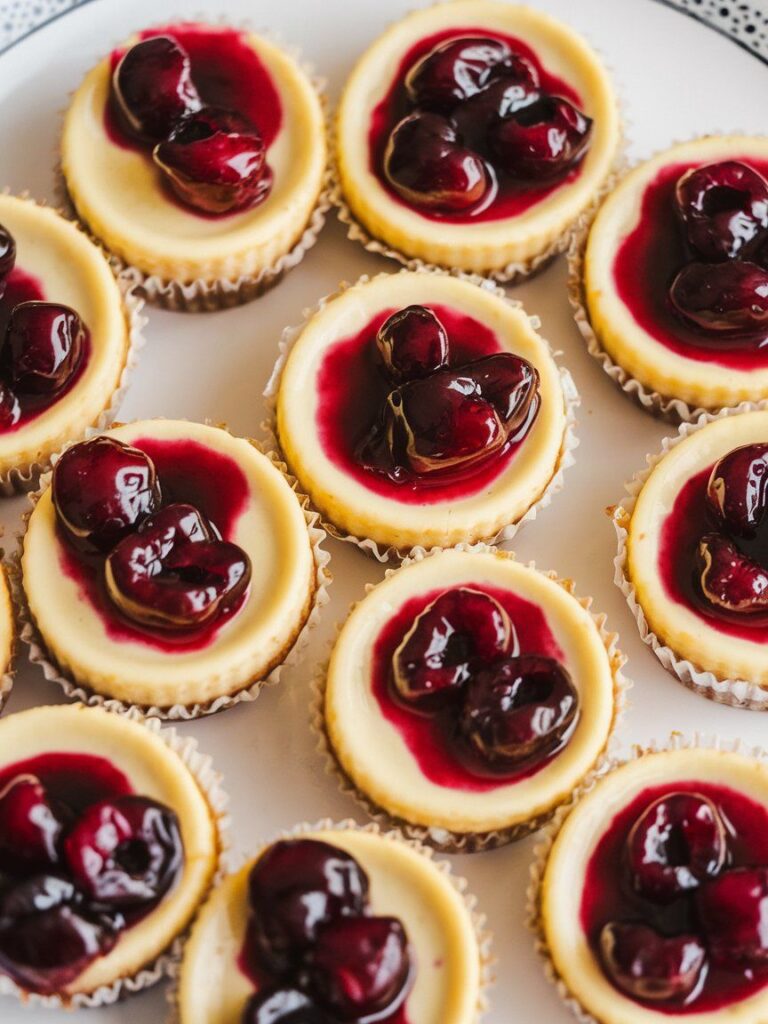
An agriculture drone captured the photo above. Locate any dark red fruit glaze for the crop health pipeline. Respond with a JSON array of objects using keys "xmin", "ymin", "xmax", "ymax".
[
  {"xmin": 369, "ymin": 27, "xmax": 586, "ymax": 223},
  {"xmin": 0, "ymin": 751, "xmax": 182, "ymax": 995},
  {"xmin": 372, "ymin": 583, "xmax": 567, "ymax": 791},
  {"xmin": 613, "ymin": 158, "xmax": 768, "ymax": 367},
  {"xmin": 316, "ymin": 304, "xmax": 533, "ymax": 502},
  {"xmin": 57, "ymin": 437, "xmax": 251, "ymax": 652},
  {"xmin": 239, "ymin": 839, "xmax": 413, "ymax": 1024},
  {"xmin": 581, "ymin": 781, "xmax": 768, "ymax": 1012}
]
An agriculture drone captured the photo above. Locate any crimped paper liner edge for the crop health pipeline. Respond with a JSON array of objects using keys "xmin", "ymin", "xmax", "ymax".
[
  {"xmin": 262, "ymin": 267, "xmax": 580, "ymax": 562},
  {"xmin": 55, "ymin": 23, "xmax": 332, "ymax": 313},
  {"xmin": 165, "ymin": 816, "xmax": 496, "ymax": 1023},
  {"xmin": 612, "ymin": 401, "xmax": 768, "ymax": 710},
  {"xmin": 566, "ymin": 131, "xmax": 768, "ymax": 424},
  {"xmin": 10, "ymin": 425, "xmax": 332, "ymax": 720},
  {"xmin": 0, "ymin": 708, "xmax": 231, "ymax": 1010},
  {"xmin": 525, "ymin": 731, "xmax": 768, "ymax": 1024},
  {"xmin": 0, "ymin": 190, "xmax": 147, "ymax": 494},
  {"xmin": 310, "ymin": 543, "xmax": 630, "ymax": 852}
]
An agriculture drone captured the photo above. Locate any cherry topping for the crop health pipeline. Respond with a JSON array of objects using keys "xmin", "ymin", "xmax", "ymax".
[
  {"xmin": 0, "ymin": 381, "xmax": 20, "ymax": 430},
  {"xmin": 376, "ymin": 305, "xmax": 449, "ymax": 383},
  {"xmin": 404, "ymin": 36, "xmax": 526, "ymax": 112},
  {"xmin": 242, "ymin": 988, "xmax": 329, "ymax": 1024},
  {"xmin": 307, "ymin": 915, "xmax": 412, "ymax": 1022},
  {"xmin": 600, "ymin": 922, "xmax": 707, "ymax": 1003},
  {"xmin": 384, "ymin": 112, "xmax": 492, "ymax": 214},
  {"xmin": 0, "ymin": 775, "xmax": 65, "ymax": 871},
  {"xmin": 452, "ymin": 71, "xmax": 540, "ymax": 145},
  {"xmin": 2, "ymin": 301, "xmax": 85, "ymax": 394},
  {"xmin": 247, "ymin": 839, "xmax": 370, "ymax": 976},
  {"xmin": 698, "ymin": 533, "xmax": 768, "ymax": 616},
  {"xmin": 458, "ymin": 654, "xmax": 578, "ymax": 767},
  {"xmin": 488, "ymin": 95, "xmax": 593, "ymax": 180},
  {"xmin": 675, "ymin": 161, "xmax": 768, "ymax": 262},
  {"xmin": 705, "ymin": 443, "xmax": 768, "ymax": 541},
  {"xmin": 669, "ymin": 260, "xmax": 768, "ymax": 334},
  {"xmin": 0, "ymin": 873, "xmax": 77, "ymax": 919},
  {"xmin": 392, "ymin": 588, "xmax": 515, "ymax": 712},
  {"xmin": 697, "ymin": 867, "xmax": 768, "ymax": 965},
  {"xmin": 626, "ymin": 793, "xmax": 728, "ymax": 903},
  {"xmin": 63, "ymin": 795, "xmax": 182, "ymax": 908},
  {"xmin": 112, "ymin": 35, "xmax": 202, "ymax": 144},
  {"xmin": 0, "ymin": 222, "xmax": 16, "ymax": 294},
  {"xmin": 153, "ymin": 106, "xmax": 272, "ymax": 215},
  {"xmin": 52, "ymin": 436, "xmax": 162, "ymax": 554},
  {"xmin": 104, "ymin": 502, "xmax": 251, "ymax": 630}
]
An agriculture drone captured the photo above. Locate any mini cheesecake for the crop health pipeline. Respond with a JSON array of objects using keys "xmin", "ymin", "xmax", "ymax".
[
  {"xmin": 323, "ymin": 548, "xmax": 621, "ymax": 844},
  {"xmin": 540, "ymin": 743, "xmax": 768, "ymax": 1024},
  {"xmin": 0, "ymin": 194, "xmax": 131, "ymax": 483},
  {"xmin": 62, "ymin": 23, "xmax": 326, "ymax": 295},
  {"xmin": 583, "ymin": 136, "xmax": 768, "ymax": 412},
  {"xmin": 275, "ymin": 271, "xmax": 572, "ymax": 553},
  {"xmin": 624, "ymin": 410, "xmax": 768, "ymax": 692},
  {"xmin": 0, "ymin": 704, "xmax": 220, "ymax": 1001},
  {"xmin": 177, "ymin": 825, "xmax": 485, "ymax": 1024},
  {"xmin": 336, "ymin": 1, "xmax": 620, "ymax": 275},
  {"xmin": 21, "ymin": 419, "xmax": 319, "ymax": 712}
]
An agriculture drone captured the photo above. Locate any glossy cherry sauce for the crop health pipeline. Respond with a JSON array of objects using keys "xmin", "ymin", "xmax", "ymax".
[
  {"xmin": 369, "ymin": 26, "xmax": 584, "ymax": 223},
  {"xmin": 613, "ymin": 157, "xmax": 768, "ymax": 368},
  {"xmin": 0, "ymin": 752, "xmax": 132, "ymax": 813},
  {"xmin": 316, "ymin": 303, "xmax": 530, "ymax": 502},
  {"xmin": 581, "ymin": 781, "xmax": 768, "ymax": 1013},
  {"xmin": 370, "ymin": 583, "xmax": 566, "ymax": 791},
  {"xmin": 57, "ymin": 437, "xmax": 251, "ymax": 652}
]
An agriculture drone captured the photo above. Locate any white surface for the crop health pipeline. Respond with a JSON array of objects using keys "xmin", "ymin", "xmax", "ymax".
[{"xmin": 0, "ymin": 1, "xmax": 766, "ymax": 1021}]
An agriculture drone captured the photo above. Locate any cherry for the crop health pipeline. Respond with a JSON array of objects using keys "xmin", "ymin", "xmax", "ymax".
[
  {"xmin": 404, "ymin": 36, "xmax": 527, "ymax": 112},
  {"xmin": 626, "ymin": 793, "xmax": 728, "ymax": 903},
  {"xmin": 488, "ymin": 95, "xmax": 592, "ymax": 181},
  {"xmin": 104, "ymin": 502, "xmax": 251, "ymax": 630},
  {"xmin": 242, "ymin": 988, "xmax": 329, "ymax": 1024},
  {"xmin": 0, "ymin": 874, "xmax": 78, "ymax": 919},
  {"xmin": 453, "ymin": 71, "xmax": 540, "ymax": 147},
  {"xmin": 0, "ymin": 222, "xmax": 16, "ymax": 294},
  {"xmin": 63, "ymin": 795, "xmax": 182, "ymax": 908},
  {"xmin": 0, "ymin": 775, "xmax": 65, "ymax": 871},
  {"xmin": 384, "ymin": 112, "xmax": 491, "ymax": 214},
  {"xmin": 599, "ymin": 922, "xmax": 707, "ymax": 1003},
  {"xmin": 669, "ymin": 260, "xmax": 768, "ymax": 334},
  {"xmin": 705, "ymin": 443, "xmax": 768, "ymax": 541},
  {"xmin": 248, "ymin": 839, "xmax": 370, "ymax": 976},
  {"xmin": 697, "ymin": 533, "xmax": 768, "ymax": 616},
  {"xmin": 466, "ymin": 352, "xmax": 540, "ymax": 426},
  {"xmin": 458, "ymin": 655, "xmax": 578, "ymax": 767},
  {"xmin": 391, "ymin": 588, "xmax": 516, "ymax": 712},
  {"xmin": 675, "ymin": 160, "xmax": 768, "ymax": 262},
  {"xmin": 697, "ymin": 867, "xmax": 768, "ymax": 965},
  {"xmin": 2, "ymin": 301, "xmax": 85, "ymax": 394},
  {"xmin": 307, "ymin": 915, "xmax": 412, "ymax": 1022},
  {"xmin": 112, "ymin": 35, "xmax": 202, "ymax": 144},
  {"xmin": 52, "ymin": 436, "xmax": 162, "ymax": 554},
  {"xmin": 0, "ymin": 381, "xmax": 20, "ymax": 430},
  {"xmin": 153, "ymin": 106, "xmax": 272, "ymax": 215},
  {"xmin": 376, "ymin": 305, "xmax": 449, "ymax": 383}
]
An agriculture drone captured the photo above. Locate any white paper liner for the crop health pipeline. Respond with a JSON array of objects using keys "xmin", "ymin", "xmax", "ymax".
[
  {"xmin": 165, "ymin": 816, "xmax": 495, "ymax": 1023},
  {"xmin": 10, "ymin": 426, "xmax": 332, "ymax": 720},
  {"xmin": 56, "ymin": 23, "xmax": 332, "ymax": 313},
  {"xmin": 262, "ymin": 268, "xmax": 580, "ymax": 562},
  {"xmin": 566, "ymin": 132, "xmax": 768, "ymax": 424},
  {"xmin": 0, "ymin": 706, "xmax": 231, "ymax": 1010},
  {"xmin": 310, "ymin": 544, "xmax": 630, "ymax": 852},
  {"xmin": 613, "ymin": 401, "xmax": 768, "ymax": 710},
  {"xmin": 0, "ymin": 191, "xmax": 147, "ymax": 494},
  {"xmin": 526, "ymin": 731, "xmax": 768, "ymax": 1024}
]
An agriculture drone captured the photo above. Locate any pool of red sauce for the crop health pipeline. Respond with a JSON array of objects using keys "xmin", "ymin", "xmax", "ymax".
[
  {"xmin": 370, "ymin": 583, "xmax": 567, "ymax": 792},
  {"xmin": 0, "ymin": 267, "xmax": 91, "ymax": 433},
  {"xmin": 658, "ymin": 464, "xmax": 768, "ymax": 642},
  {"xmin": 0, "ymin": 751, "xmax": 132, "ymax": 813},
  {"xmin": 581, "ymin": 781, "xmax": 768, "ymax": 1013},
  {"xmin": 57, "ymin": 437, "xmax": 251, "ymax": 653},
  {"xmin": 316, "ymin": 303, "xmax": 529, "ymax": 503},
  {"xmin": 368, "ymin": 26, "xmax": 584, "ymax": 224},
  {"xmin": 613, "ymin": 157, "xmax": 768, "ymax": 368}
]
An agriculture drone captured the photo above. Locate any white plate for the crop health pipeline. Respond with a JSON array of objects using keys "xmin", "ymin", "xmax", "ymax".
[{"xmin": 0, "ymin": 0, "xmax": 766, "ymax": 1021}]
